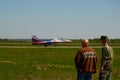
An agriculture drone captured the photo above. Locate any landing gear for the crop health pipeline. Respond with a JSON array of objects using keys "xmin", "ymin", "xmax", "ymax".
[{"xmin": 44, "ymin": 45, "xmax": 48, "ymax": 47}]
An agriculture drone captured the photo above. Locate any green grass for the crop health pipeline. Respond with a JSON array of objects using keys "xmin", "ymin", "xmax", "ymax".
[
  {"xmin": 0, "ymin": 42, "xmax": 120, "ymax": 46},
  {"xmin": 0, "ymin": 47, "xmax": 119, "ymax": 80},
  {"xmin": 0, "ymin": 48, "xmax": 77, "ymax": 80}
]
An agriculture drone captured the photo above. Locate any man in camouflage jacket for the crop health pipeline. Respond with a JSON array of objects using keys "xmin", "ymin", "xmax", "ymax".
[{"xmin": 99, "ymin": 36, "xmax": 114, "ymax": 80}]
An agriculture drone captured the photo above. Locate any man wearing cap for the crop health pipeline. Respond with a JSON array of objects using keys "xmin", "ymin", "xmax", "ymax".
[{"xmin": 99, "ymin": 36, "xmax": 114, "ymax": 80}]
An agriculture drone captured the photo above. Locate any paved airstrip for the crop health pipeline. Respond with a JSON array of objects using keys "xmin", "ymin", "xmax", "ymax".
[{"xmin": 0, "ymin": 46, "xmax": 120, "ymax": 48}]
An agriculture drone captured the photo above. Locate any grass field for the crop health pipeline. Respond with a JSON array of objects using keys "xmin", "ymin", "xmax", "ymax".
[{"xmin": 0, "ymin": 42, "xmax": 120, "ymax": 80}]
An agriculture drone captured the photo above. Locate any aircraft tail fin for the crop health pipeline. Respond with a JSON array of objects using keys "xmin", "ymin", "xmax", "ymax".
[{"xmin": 32, "ymin": 35, "xmax": 41, "ymax": 45}]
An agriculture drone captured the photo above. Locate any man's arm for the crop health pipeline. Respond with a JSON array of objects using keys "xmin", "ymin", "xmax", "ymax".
[
  {"xmin": 100, "ymin": 48, "xmax": 108, "ymax": 73},
  {"xmin": 100, "ymin": 59, "xmax": 106, "ymax": 73},
  {"xmin": 75, "ymin": 51, "xmax": 81, "ymax": 69}
]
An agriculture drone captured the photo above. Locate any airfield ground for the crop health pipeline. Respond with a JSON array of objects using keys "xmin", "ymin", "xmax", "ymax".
[
  {"xmin": 0, "ymin": 45, "xmax": 120, "ymax": 48},
  {"xmin": 0, "ymin": 42, "xmax": 120, "ymax": 80}
]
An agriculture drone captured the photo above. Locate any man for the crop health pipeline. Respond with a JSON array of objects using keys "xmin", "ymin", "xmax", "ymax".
[
  {"xmin": 99, "ymin": 36, "xmax": 114, "ymax": 80},
  {"xmin": 75, "ymin": 39, "xmax": 98, "ymax": 80}
]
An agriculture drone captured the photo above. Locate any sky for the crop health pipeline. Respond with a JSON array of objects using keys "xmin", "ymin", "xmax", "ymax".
[{"xmin": 0, "ymin": 0, "xmax": 120, "ymax": 39}]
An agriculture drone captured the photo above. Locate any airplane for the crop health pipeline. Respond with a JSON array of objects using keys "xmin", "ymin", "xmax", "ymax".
[{"xmin": 32, "ymin": 35, "xmax": 72, "ymax": 46}]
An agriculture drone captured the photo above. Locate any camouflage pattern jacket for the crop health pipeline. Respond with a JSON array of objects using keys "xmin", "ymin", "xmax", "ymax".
[{"xmin": 101, "ymin": 44, "xmax": 114, "ymax": 71}]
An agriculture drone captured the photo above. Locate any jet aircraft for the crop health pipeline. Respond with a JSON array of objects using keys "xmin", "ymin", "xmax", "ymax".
[{"xmin": 32, "ymin": 35, "xmax": 72, "ymax": 46}]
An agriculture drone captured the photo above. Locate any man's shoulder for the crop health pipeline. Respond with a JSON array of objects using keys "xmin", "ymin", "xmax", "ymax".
[
  {"xmin": 80, "ymin": 47, "xmax": 95, "ymax": 52},
  {"xmin": 104, "ymin": 45, "xmax": 113, "ymax": 51}
]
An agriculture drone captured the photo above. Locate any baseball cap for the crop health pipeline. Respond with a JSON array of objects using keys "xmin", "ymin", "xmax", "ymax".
[{"xmin": 100, "ymin": 36, "xmax": 109, "ymax": 41}]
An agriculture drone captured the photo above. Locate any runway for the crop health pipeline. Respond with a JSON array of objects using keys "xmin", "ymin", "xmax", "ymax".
[{"xmin": 0, "ymin": 46, "xmax": 120, "ymax": 48}]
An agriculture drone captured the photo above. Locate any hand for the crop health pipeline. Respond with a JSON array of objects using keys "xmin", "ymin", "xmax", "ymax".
[{"xmin": 100, "ymin": 67, "xmax": 105, "ymax": 73}]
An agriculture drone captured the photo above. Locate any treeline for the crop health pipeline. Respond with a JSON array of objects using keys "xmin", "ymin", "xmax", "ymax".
[
  {"xmin": 0, "ymin": 38, "xmax": 31, "ymax": 43},
  {"xmin": 72, "ymin": 38, "xmax": 120, "ymax": 43}
]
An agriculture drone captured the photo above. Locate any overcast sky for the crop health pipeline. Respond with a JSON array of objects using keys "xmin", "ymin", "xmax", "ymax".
[{"xmin": 0, "ymin": 0, "xmax": 120, "ymax": 39}]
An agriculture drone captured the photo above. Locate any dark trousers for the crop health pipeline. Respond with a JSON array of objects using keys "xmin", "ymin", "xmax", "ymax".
[{"xmin": 77, "ymin": 71, "xmax": 92, "ymax": 80}]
